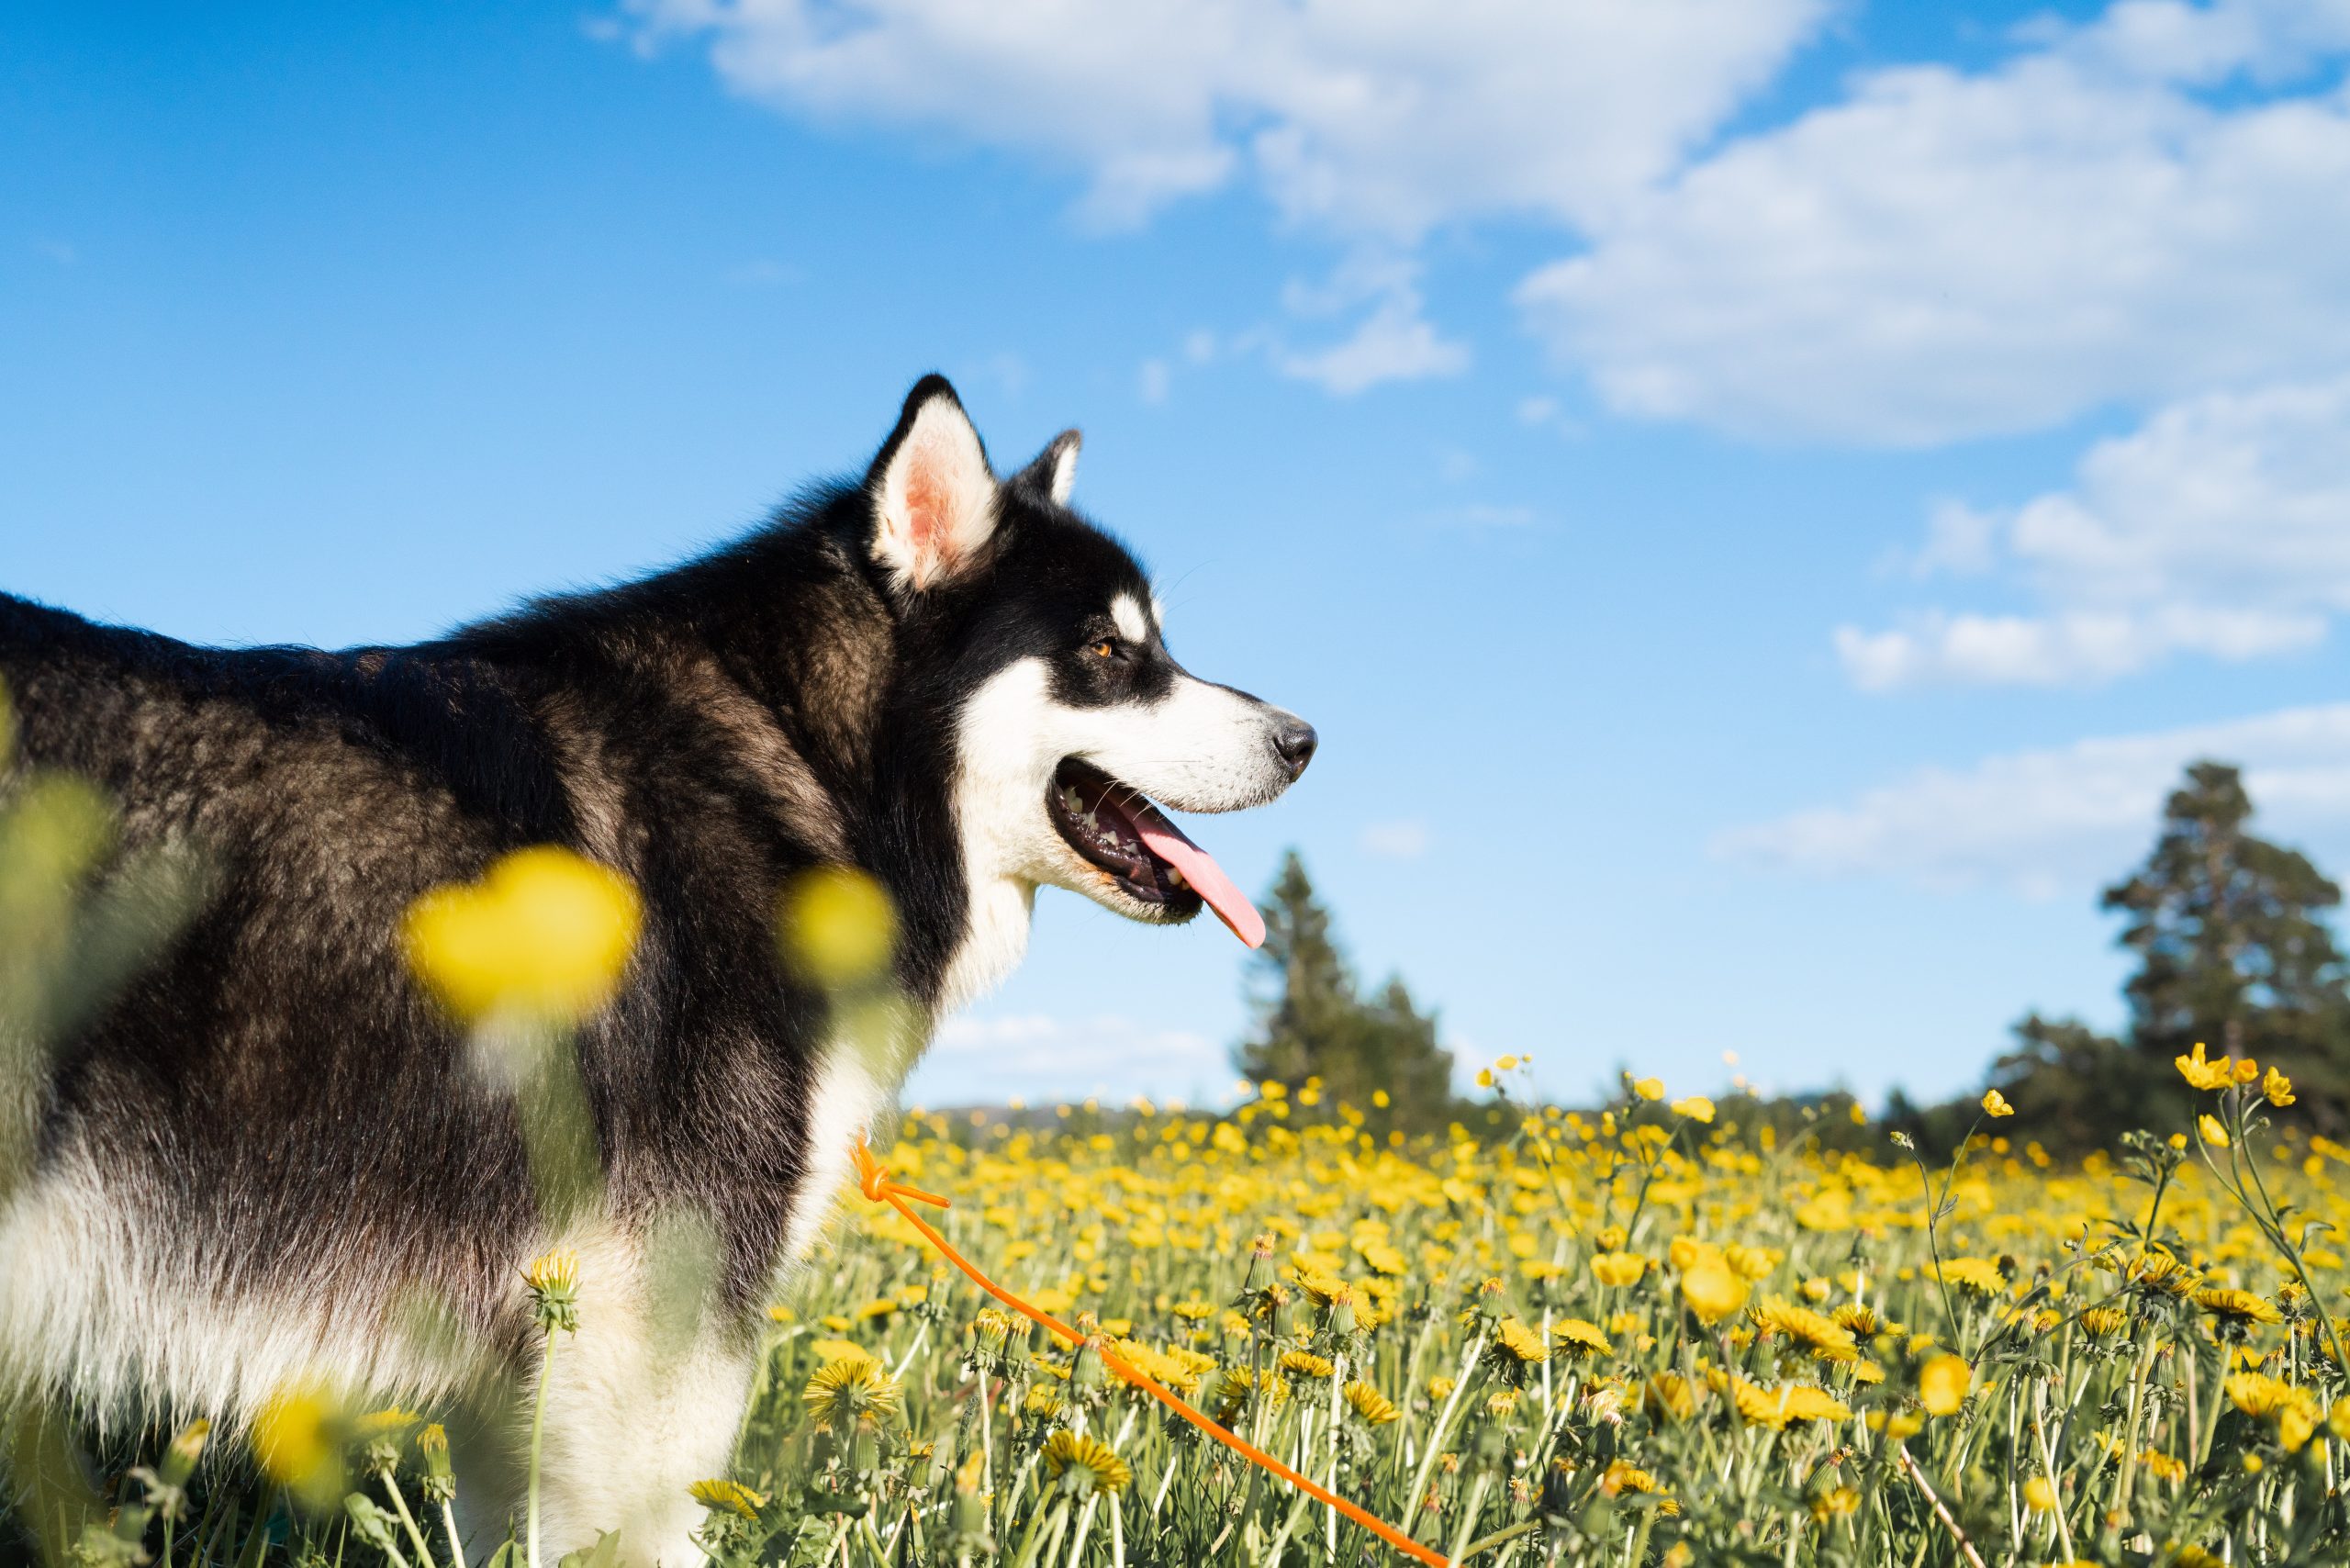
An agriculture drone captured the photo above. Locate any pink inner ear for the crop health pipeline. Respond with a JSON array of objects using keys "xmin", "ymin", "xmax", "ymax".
[{"xmin": 901, "ymin": 434, "xmax": 959, "ymax": 576}]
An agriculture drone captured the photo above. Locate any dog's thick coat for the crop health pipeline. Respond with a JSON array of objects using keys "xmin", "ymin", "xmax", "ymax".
[{"xmin": 0, "ymin": 378, "xmax": 1311, "ymax": 1562}]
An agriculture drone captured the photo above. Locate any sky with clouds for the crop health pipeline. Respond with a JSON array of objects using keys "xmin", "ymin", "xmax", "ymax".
[{"xmin": 7, "ymin": 0, "xmax": 2350, "ymax": 1110}]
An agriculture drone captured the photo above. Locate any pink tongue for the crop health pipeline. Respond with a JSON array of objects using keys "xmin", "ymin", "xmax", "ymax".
[{"xmin": 1134, "ymin": 815, "xmax": 1265, "ymax": 948}]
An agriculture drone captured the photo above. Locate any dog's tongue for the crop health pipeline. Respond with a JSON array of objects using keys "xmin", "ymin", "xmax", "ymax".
[{"xmin": 1135, "ymin": 816, "xmax": 1265, "ymax": 948}]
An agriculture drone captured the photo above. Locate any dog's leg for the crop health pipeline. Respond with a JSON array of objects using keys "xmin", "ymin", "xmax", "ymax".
[{"xmin": 499, "ymin": 1226, "xmax": 758, "ymax": 1568}]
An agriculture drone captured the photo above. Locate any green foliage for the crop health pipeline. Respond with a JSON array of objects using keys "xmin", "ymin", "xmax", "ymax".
[{"xmin": 1230, "ymin": 850, "xmax": 1453, "ymax": 1128}]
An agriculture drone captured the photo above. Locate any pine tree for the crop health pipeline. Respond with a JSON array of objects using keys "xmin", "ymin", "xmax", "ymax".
[
  {"xmin": 2103, "ymin": 760, "xmax": 2350, "ymax": 1115},
  {"xmin": 1232, "ymin": 851, "xmax": 1454, "ymax": 1129}
]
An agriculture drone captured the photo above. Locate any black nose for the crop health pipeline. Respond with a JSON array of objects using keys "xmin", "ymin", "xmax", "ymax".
[{"xmin": 1271, "ymin": 719, "xmax": 1318, "ymax": 778}]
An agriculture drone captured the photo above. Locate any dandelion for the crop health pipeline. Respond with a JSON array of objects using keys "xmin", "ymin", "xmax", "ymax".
[
  {"xmin": 1550, "ymin": 1317, "xmax": 1613, "ymax": 1359},
  {"xmin": 1042, "ymin": 1430, "xmax": 1132, "ymax": 1496},
  {"xmin": 252, "ymin": 1383, "xmax": 341, "ymax": 1504},
  {"xmin": 2193, "ymin": 1287, "xmax": 2282, "ymax": 1326},
  {"xmin": 1752, "ymin": 1296, "xmax": 1861, "ymax": 1363},
  {"xmin": 1918, "ymin": 1353, "xmax": 1971, "ymax": 1417},
  {"xmin": 689, "ymin": 1479, "xmax": 766, "ymax": 1519},
  {"xmin": 2024, "ymin": 1475, "xmax": 2058, "ymax": 1513},
  {"xmin": 802, "ymin": 1357, "xmax": 901, "ymax": 1433},
  {"xmin": 1343, "ymin": 1380, "xmax": 1400, "ymax": 1425},
  {"xmin": 1279, "ymin": 1349, "xmax": 1337, "ymax": 1379},
  {"xmin": 1981, "ymin": 1089, "xmax": 2014, "ymax": 1118},
  {"xmin": 2079, "ymin": 1306, "xmax": 2128, "ymax": 1336},
  {"xmin": 523, "ymin": 1250, "xmax": 581, "ymax": 1333}
]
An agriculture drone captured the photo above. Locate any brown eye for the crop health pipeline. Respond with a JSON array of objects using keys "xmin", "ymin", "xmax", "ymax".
[{"xmin": 1091, "ymin": 640, "xmax": 1116, "ymax": 658}]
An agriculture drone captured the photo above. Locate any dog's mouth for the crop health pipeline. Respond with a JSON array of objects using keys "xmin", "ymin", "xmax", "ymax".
[{"xmin": 1046, "ymin": 758, "xmax": 1265, "ymax": 947}]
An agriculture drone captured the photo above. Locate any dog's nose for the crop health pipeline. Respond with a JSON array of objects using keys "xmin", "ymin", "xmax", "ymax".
[{"xmin": 1271, "ymin": 719, "xmax": 1318, "ymax": 778}]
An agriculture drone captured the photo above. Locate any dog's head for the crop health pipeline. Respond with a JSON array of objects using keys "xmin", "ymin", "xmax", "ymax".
[{"xmin": 862, "ymin": 375, "xmax": 1314, "ymax": 947}]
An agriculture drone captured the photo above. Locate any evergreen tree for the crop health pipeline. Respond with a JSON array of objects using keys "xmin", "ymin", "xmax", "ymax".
[
  {"xmin": 1232, "ymin": 851, "xmax": 1453, "ymax": 1129},
  {"xmin": 2103, "ymin": 761, "xmax": 2350, "ymax": 1091}
]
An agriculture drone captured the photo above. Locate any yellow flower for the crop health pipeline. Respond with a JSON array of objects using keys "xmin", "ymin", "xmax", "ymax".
[
  {"xmin": 801, "ymin": 1357, "xmax": 901, "ymax": 1434},
  {"xmin": 1643, "ymin": 1372, "xmax": 1698, "ymax": 1421},
  {"xmin": 1751, "ymin": 1296, "xmax": 1860, "ymax": 1363},
  {"xmin": 2023, "ymin": 1475, "xmax": 2058, "ymax": 1513},
  {"xmin": 1671, "ymin": 1096, "xmax": 1716, "ymax": 1124},
  {"xmin": 1981, "ymin": 1089, "xmax": 2014, "ymax": 1118},
  {"xmin": 1592, "ymin": 1251, "xmax": 1649, "ymax": 1287},
  {"xmin": 2175, "ymin": 1042, "xmax": 2234, "ymax": 1091},
  {"xmin": 778, "ymin": 865, "xmax": 898, "ymax": 988},
  {"xmin": 1474, "ymin": 1068, "xmax": 1494, "ymax": 1089},
  {"xmin": 1599, "ymin": 1460, "xmax": 1675, "ymax": 1513},
  {"xmin": 1681, "ymin": 1262, "xmax": 1749, "ymax": 1326},
  {"xmin": 2199, "ymin": 1114, "xmax": 2230, "ymax": 1148},
  {"xmin": 1042, "ymin": 1430, "xmax": 1132, "ymax": 1496},
  {"xmin": 1551, "ymin": 1317, "xmax": 1614, "ymax": 1359},
  {"xmin": 2079, "ymin": 1306, "xmax": 2128, "ymax": 1337},
  {"xmin": 2265, "ymin": 1067, "xmax": 2296, "ymax": 1107},
  {"xmin": 1937, "ymin": 1257, "xmax": 2007, "ymax": 1297},
  {"xmin": 1342, "ymin": 1381, "xmax": 1400, "ymax": 1425},
  {"xmin": 252, "ymin": 1383, "xmax": 337, "ymax": 1492},
  {"xmin": 1918, "ymin": 1354, "xmax": 1971, "ymax": 1416},
  {"xmin": 689, "ymin": 1479, "xmax": 767, "ymax": 1519},
  {"xmin": 1810, "ymin": 1486, "xmax": 1861, "ymax": 1521},
  {"xmin": 2193, "ymin": 1287, "xmax": 2281, "ymax": 1325},
  {"xmin": 404, "ymin": 846, "xmax": 642, "ymax": 1024},
  {"xmin": 1280, "ymin": 1349, "xmax": 1337, "ymax": 1379},
  {"xmin": 1632, "ymin": 1077, "xmax": 1665, "ymax": 1102},
  {"xmin": 523, "ymin": 1250, "xmax": 581, "ymax": 1333}
]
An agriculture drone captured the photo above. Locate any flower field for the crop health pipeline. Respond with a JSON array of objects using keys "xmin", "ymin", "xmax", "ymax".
[{"xmin": 664, "ymin": 1058, "xmax": 2348, "ymax": 1567}]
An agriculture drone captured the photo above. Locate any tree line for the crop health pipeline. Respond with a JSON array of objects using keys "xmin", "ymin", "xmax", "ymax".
[{"xmin": 1237, "ymin": 758, "xmax": 2350, "ymax": 1152}]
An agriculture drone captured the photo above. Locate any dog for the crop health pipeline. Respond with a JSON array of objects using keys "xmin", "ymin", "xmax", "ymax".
[{"xmin": 0, "ymin": 375, "xmax": 1315, "ymax": 1563}]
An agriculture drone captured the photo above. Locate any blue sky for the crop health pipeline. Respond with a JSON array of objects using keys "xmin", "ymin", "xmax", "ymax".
[{"xmin": 8, "ymin": 0, "xmax": 2350, "ymax": 1111}]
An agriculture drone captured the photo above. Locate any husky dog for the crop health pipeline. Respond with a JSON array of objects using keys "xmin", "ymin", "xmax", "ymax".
[{"xmin": 0, "ymin": 376, "xmax": 1314, "ymax": 1563}]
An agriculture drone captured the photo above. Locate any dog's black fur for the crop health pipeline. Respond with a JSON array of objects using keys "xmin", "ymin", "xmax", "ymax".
[{"xmin": 0, "ymin": 375, "xmax": 1182, "ymax": 1341}]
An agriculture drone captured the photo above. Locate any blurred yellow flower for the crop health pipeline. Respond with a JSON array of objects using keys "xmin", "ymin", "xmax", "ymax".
[
  {"xmin": 1671, "ymin": 1096, "xmax": 1716, "ymax": 1124},
  {"xmin": 2023, "ymin": 1475, "xmax": 2057, "ymax": 1513},
  {"xmin": 1680, "ymin": 1263, "xmax": 1749, "ymax": 1327},
  {"xmin": 778, "ymin": 866, "xmax": 897, "ymax": 989},
  {"xmin": 404, "ymin": 846, "xmax": 642, "ymax": 1024},
  {"xmin": 1919, "ymin": 1353, "xmax": 1971, "ymax": 1416},
  {"xmin": 1632, "ymin": 1077, "xmax": 1664, "ymax": 1102},
  {"xmin": 1591, "ymin": 1251, "xmax": 1648, "ymax": 1287},
  {"xmin": 2199, "ymin": 1114, "xmax": 2229, "ymax": 1148}
]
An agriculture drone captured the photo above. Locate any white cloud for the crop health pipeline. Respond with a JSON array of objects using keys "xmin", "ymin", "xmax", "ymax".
[
  {"xmin": 626, "ymin": 0, "xmax": 1825, "ymax": 239},
  {"xmin": 624, "ymin": 0, "xmax": 1823, "ymax": 392},
  {"xmin": 1838, "ymin": 374, "xmax": 2350, "ymax": 687},
  {"xmin": 1136, "ymin": 357, "xmax": 1170, "ymax": 404},
  {"xmin": 907, "ymin": 1012, "xmax": 1229, "ymax": 1105},
  {"xmin": 1360, "ymin": 818, "xmax": 1429, "ymax": 858},
  {"xmin": 1520, "ymin": 1, "xmax": 2350, "ymax": 442},
  {"xmin": 1714, "ymin": 702, "xmax": 2350, "ymax": 896}
]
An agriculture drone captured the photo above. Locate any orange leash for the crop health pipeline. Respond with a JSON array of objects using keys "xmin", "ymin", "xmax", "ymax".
[{"xmin": 849, "ymin": 1137, "xmax": 1452, "ymax": 1566}]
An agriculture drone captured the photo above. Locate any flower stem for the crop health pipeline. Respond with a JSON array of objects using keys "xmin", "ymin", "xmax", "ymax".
[{"xmin": 525, "ymin": 1326, "xmax": 561, "ymax": 1568}]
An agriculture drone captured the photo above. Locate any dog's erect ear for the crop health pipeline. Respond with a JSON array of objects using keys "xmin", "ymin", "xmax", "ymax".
[
  {"xmin": 867, "ymin": 375, "xmax": 999, "ymax": 592},
  {"xmin": 1013, "ymin": 430, "xmax": 1081, "ymax": 506}
]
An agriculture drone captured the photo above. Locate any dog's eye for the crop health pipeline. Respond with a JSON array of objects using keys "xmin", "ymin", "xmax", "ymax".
[{"xmin": 1091, "ymin": 640, "xmax": 1117, "ymax": 659}]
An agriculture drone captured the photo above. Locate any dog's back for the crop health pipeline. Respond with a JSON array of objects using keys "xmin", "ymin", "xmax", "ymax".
[{"xmin": 0, "ymin": 592, "xmax": 560, "ymax": 1417}]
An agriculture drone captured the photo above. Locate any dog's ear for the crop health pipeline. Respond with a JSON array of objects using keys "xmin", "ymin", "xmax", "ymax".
[
  {"xmin": 867, "ymin": 375, "xmax": 998, "ymax": 592},
  {"xmin": 1013, "ymin": 430, "xmax": 1081, "ymax": 506}
]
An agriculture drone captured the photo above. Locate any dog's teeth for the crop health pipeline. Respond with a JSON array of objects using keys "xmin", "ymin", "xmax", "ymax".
[{"xmin": 1167, "ymin": 866, "xmax": 1187, "ymax": 889}]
